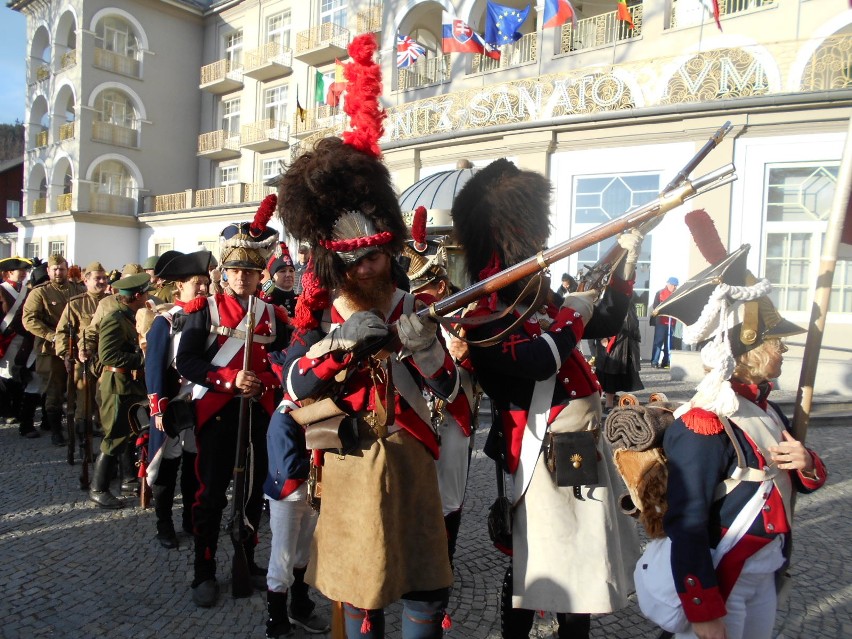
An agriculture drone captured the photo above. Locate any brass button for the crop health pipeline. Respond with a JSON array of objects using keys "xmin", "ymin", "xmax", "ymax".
[
  {"xmin": 686, "ymin": 577, "xmax": 696, "ymax": 587},
  {"xmin": 692, "ymin": 597, "xmax": 702, "ymax": 605}
]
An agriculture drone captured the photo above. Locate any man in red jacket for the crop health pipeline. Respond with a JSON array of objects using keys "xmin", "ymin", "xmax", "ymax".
[{"xmin": 651, "ymin": 276, "xmax": 679, "ymax": 368}]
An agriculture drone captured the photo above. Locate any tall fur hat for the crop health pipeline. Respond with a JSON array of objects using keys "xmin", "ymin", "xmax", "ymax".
[
  {"xmin": 452, "ymin": 158, "xmax": 552, "ymax": 304},
  {"xmin": 277, "ymin": 34, "xmax": 405, "ymax": 293}
]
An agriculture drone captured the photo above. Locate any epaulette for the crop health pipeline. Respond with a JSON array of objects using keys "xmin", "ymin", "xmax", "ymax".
[
  {"xmin": 183, "ymin": 296, "xmax": 208, "ymax": 314},
  {"xmin": 31, "ymin": 281, "xmax": 49, "ymax": 290},
  {"xmin": 69, "ymin": 292, "xmax": 89, "ymax": 302},
  {"xmin": 273, "ymin": 304, "xmax": 289, "ymax": 324},
  {"xmin": 681, "ymin": 407, "xmax": 725, "ymax": 435}
]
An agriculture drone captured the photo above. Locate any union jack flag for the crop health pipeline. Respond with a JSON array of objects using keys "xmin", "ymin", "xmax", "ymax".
[{"xmin": 397, "ymin": 33, "xmax": 426, "ymax": 69}]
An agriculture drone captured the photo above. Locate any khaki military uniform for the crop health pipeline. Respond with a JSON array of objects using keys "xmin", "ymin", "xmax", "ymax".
[
  {"xmin": 56, "ymin": 291, "xmax": 106, "ymax": 421},
  {"xmin": 21, "ymin": 280, "xmax": 84, "ymax": 415},
  {"xmin": 98, "ymin": 306, "xmax": 146, "ymax": 456}
]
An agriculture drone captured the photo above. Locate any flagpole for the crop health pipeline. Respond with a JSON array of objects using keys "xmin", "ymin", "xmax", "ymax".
[{"xmin": 791, "ymin": 115, "xmax": 852, "ymax": 448}]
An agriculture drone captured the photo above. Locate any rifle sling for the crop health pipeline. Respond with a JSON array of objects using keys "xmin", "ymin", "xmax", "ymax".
[{"xmin": 433, "ymin": 272, "xmax": 551, "ymax": 348}]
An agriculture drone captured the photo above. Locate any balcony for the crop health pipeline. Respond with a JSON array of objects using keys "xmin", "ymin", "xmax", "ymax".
[
  {"xmin": 240, "ymin": 119, "xmax": 290, "ymax": 152},
  {"xmin": 200, "ymin": 59, "xmax": 244, "ymax": 94},
  {"xmin": 90, "ymin": 192, "xmax": 137, "ymax": 216},
  {"xmin": 670, "ymin": 0, "xmax": 776, "ymax": 29},
  {"xmin": 59, "ymin": 122, "xmax": 75, "ymax": 141},
  {"xmin": 472, "ymin": 33, "xmax": 537, "ymax": 74},
  {"xmin": 244, "ymin": 182, "xmax": 277, "ymax": 203},
  {"xmin": 559, "ymin": 4, "xmax": 643, "ymax": 54},
  {"xmin": 153, "ymin": 191, "xmax": 189, "ymax": 213},
  {"xmin": 295, "ymin": 22, "xmax": 350, "ymax": 66},
  {"xmin": 92, "ymin": 121, "xmax": 139, "ymax": 148},
  {"xmin": 356, "ymin": 3, "xmax": 382, "ymax": 34},
  {"xmin": 197, "ymin": 130, "xmax": 241, "ymax": 160},
  {"xmin": 244, "ymin": 42, "xmax": 294, "ymax": 81},
  {"xmin": 291, "ymin": 104, "xmax": 346, "ymax": 137},
  {"xmin": 56, "ymin": 193, "xmax": 72, "ymax": 211},
  {"xmin": 35, "ymin": 130, "xmax": 48, "ymax": 148},
  {"xmin": 93, "ymin": 47, "xmax": 141, "ymax": 78},
  {"xmin": 194, "ymin": 184, "xmax": 243, "ymax": 208},
  {"xmin": 397, "ymin": 54, "xmax": 451, "ymax": 91},
  {"xmin": 34, "ymin": 64, "xmax": 50, "ymax": 83},
  {"xmin": 33, "ymin": 198, "xmax": 47, "ymax": 215},
  {"xmin": 59, "ymin": 50, "xmax": 76, "ymax": 72}
]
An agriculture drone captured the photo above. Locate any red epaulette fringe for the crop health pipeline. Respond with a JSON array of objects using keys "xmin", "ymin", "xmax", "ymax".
[{"xmin": 682, "ymin": 407, "xmax": 725, "ymax": 435}]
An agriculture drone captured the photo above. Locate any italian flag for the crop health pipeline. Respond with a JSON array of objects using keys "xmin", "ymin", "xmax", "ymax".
[{"xmin": 617, "ymin": 0, "xmax": 634, "ymax": 28}]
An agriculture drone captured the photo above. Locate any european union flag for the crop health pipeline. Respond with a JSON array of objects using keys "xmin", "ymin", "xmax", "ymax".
[{"xmin": 485, "ymin": 1, "xmax": 531, "ymax": 46}]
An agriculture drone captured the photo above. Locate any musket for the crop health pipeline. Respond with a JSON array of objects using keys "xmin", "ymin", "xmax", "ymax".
[
  {"xmin": 65, "ymin": 318, "xmax": 76, "ymax": 466},
  {"xmin": 578, "ymin": 121, "xmax": 734, "ymax": 291},
  {"xmin": 79, "ymin": 328, "xmax": 92, "ymax": 490},
  {"xmin": 230, "ymin": 294, "xmax": 256, "ymax": 598}
]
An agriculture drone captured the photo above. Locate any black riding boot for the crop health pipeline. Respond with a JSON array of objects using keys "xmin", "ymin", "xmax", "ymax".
[
  {"xmin": 289, "ymin": 565, "xmax": 329, "ymax": 633},
  {"xmin": 18, "ymin": 392, "xmax": 40, "ymax": 438},
  {"xmin": 555, "ymin": 613, "xmax": 591, "ymax": 639},
  {"xmin": 244, "ymin": 543, "xmax": 268, "ymax": 591},
  {"xmin": 153, "ymin": 456, "xmax": 180, "ymax": 548},
  {"xmin": 47, "ymin": 410, "xmax": 65, "ymax": 446},
  {"xmin": 120, "ymin": 445, "xmax": 139, "ymax": 495},
  {"xmin": 266, "ymin": 590, "xmax": 293, "ymax": 638},
  {"xmin": 180, "ymin": 451, "xmax": 198, "ymax": 535},
  {"xmin": 89, "ymin": 453, "xmax": 123, "ymax": 509},
  {"xmin": 4, "ymin": 379, "xmax": 22, "ymax": 424},
  {"xmin": 500, "ymin": 566, "xmax": 535, "ymax": 639}
]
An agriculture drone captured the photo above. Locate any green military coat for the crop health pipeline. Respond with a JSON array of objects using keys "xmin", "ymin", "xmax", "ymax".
[{"xmin": 98, "ymin": 305, "xmax": 146, "ymax": 455}]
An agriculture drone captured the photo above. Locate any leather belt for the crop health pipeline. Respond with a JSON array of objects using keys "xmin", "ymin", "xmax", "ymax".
[
  {"xmin": 209, "ymin": 325, "xmax": 275, "ymax": 344},
  {"xmin": 104, "ymin": 366, "xmax": 130, "ymax": 374}
]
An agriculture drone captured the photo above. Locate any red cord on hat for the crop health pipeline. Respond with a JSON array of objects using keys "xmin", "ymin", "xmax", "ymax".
[{"xmin": 319, "ymin": 231, "xmax": 394, "ymax": 253}]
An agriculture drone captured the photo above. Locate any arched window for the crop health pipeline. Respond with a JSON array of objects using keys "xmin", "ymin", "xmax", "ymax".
[
  {"xmin": 95, "ymin": 90, "xmax": 136, "ymax": 127},
  {"xmin": 94, "ymin": 160, "xmax": 133, "ymax": 197},
  {"xmin": 96, "ymin": 17, "xmax": 139, "ymax": 59}
]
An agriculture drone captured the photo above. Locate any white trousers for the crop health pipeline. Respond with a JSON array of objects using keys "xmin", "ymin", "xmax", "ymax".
[
  {"xmin": 675, "ymin": 571, "xmax": 777, "ymax": 639},
  {"xmin": 266, "ymin": 485, "xmax": 318, "ymax": 593},
  {"xmin": 435, "ymin": 420, "xmax": 471, "ymax": 515}
]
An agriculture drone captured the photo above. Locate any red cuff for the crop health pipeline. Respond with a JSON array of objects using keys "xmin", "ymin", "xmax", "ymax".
[
  {"xmin": 798, "ymin": 450, "xmax": 827, "ymax": 489},
  {"xmin": 206, "ymin": 367, "xmax": 240, "ymax": 392},
  {"xmin": 296, "ymin": 352, "xmax": 351, "ymax": 381},
  {"xmin": 278, "ymin": 478, "xmax": 305, "ymax": 499},
  {"xmin": 551, "ymin": 307, "xmax": 586, "ymax": 342},
  {"xmin": 608, "ymin": 275, "xmax": 635, "ymax": 297},
  {"xmin": 679, "ymin": 575, "xmax": 726, "ymax": 622},
  {"xmin": 147, "ymin": 394, "xmax": 169, "ymax": 416}
]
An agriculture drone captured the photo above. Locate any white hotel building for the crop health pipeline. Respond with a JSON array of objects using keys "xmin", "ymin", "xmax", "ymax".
[{"xmin": 8, "ymin": 0, "xmax": 852, "ymax": 359}]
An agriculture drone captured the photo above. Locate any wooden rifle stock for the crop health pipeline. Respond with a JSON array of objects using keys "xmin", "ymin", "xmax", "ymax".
[
  {"xmin": 65, "ymin": 320, "xmax": 76, "ymax": 465},
  {"xmin": 230, "ymin": 295, "xmax": 256, "ymax": 598}
]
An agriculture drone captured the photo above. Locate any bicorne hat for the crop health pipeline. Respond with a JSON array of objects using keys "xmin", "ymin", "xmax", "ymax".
[{"xmin": 154, "ymin": 250, "xmax": 214, "ymax": 282}]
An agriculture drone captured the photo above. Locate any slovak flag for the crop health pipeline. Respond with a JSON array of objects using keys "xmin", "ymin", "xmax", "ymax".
[
  {"xmin": 397, "ymin": 33, "xmax": 426, "ymax": 68},
  {"xmin": 543, "ymin": 0, "xmax": 578, "ymax": 29},
  {"xmin": 442, "ymin": 12, "xmax": 501, "ymax": 60}
]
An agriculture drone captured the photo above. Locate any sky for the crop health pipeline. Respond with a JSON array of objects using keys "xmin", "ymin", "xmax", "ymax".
[{"xmin": 0, "ymin": 10, "xmax": 28, "ymax": 124}]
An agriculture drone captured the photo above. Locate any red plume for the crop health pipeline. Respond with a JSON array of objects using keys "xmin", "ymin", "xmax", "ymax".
[
  {"xmin": 342, "ymin": 34, "xmax": 384, "ymax": 159},
  {"xmin": 250, "ymin": 194, "xmax": 277, "ymax": 237},
  {"xmin": 292, "ymin": 263, "xmax": 329, "ymax": 331},
  {"xmin": 684, "ymin": 209, "xmax": 727, "ymax": 266},
  {"xmin": 412, "ymin": 206, "xmax": 427, "ymax": 250}
]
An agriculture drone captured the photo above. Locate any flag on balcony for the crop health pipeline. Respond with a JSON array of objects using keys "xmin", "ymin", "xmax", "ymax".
[
  {"xmin": 335, "ymin": 59, "xmax": 346, "ymax": 84},
  {"xmin": 543, "ymin": 0, "xmax": 578, "ymax": 29},
  {"xmin": 296, "ymin": 86, "xmax": 307, "ymax": 124},
  {"xmin": 397, "ymin": 33, "xmax": 426, "ymax": 68},
  {"xmin": 442, "ymin": 12, "xmax": 501, "ymax": 60},
  {"xmin": 616, "ymin": 0, "xmax": 634, "ymax": 28},
  {"xmin": 485, "ymin": 2, "xmax": 530, "ymax": 46},
  {"xmin": 710, "ymin": 0, "xmax": 722, "ymax": 31},
  {"xmin": 314, "ymin": 71, "xmax": 327, "ymax": 105}
]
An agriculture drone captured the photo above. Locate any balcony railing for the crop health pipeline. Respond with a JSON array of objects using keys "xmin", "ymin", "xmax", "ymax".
[
  {"xmin": 197, "ymin": 130, "xmax": 241, "ymax": 159},
  {"xmin": 92, "ymin": 121, "xmax": 139, "ymax": 148},
  {"xmin": 194, "ymin": 184, "xmax": 243, "ymax": 209},
  {"xmin": 240, "ymin": 119, "xmax": 290, "ymax": 151},
  {"xmin": 59, "ymin": 122, "xmax": 75, "ymax": 141},
  {"xmin": 93, "ymin": 47, "xmax": 141, "ymax": 77},
  {"xmin": 244, "ymin": 182, "xmax": 277, "ymax": 203},
  {"xmin": 33, "ymin": 198, "xmax": 47, "ymax": 215},
  {"xmin": 56, "ymin": 193, "xmax": 72, "ymax": 211},
  {"xmin": 60, "ymin": 50, "xmax": 76, "ymax": 71},
  {"xmin": 35, "ymin": 130, "xmax": 48, "ymax": 148},
  {"xmin": 801, "ymin": 33, "xmax": 852, "ymax": 92},
  {"xmin": 35, "ymin": 64, "xmax": 51, "ymax": 82},
  {"xmin": 559, "ymin": 4, "xmax": 643, "ymax": 54},
  {"xmin": 200, "ymin": 59, "xmax": 244, "ymax": 92},
  {"xmin": 291, "ymin": 104, "xmax": 346, "ymax": 136},
  {"xmin": 90, "ymin": 192, "xmax": 137, "ymax": 216},
  {"xmin": 397, "ymin": 54, "xmax": 451, "ymax": 91},
  {"xmin": 473, "ymin": 32, "xmax": 538, "ymax": 74},
  {"xmin": 670, "ymin": 0, "xmax": 776, "ymax": 29},
  {"xmin": 153, "ymin": 191, "xmax": 189, "ymax": 213},
  {"xmin": 295, "ymin": 22, "xmax": 350, "ymax": 65},
  {"xmin": 356, "ymin": 3, "xmax": 382, "ymax": 34},
  {"xmin": 244, "ymin": 42, "xmax": 293, "ymax": 80}
]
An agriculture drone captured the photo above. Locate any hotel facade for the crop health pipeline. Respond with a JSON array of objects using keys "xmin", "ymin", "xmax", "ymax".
[{"xmin": 8, "ymin": 0, "xmax": 852, "ymax": 354}]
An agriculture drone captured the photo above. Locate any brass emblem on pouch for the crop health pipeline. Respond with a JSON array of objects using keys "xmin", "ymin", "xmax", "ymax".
[{"xmin": 571, "ymin": 453, "xmax": 583, "ymax": 469}]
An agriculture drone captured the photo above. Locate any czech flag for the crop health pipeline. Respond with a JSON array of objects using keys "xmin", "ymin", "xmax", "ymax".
[{"xmin": 543, "ymin": 0, "xmax": 577, "ymax": 29}]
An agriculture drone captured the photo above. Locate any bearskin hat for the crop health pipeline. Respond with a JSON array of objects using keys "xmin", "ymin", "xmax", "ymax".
[
  {"xmin": 276, "ymin": 34, "xmax": 405, "ymax": 292},
  {"xmin": 452, "ymin": 158, "xmax": 552, "ymax": 304}
]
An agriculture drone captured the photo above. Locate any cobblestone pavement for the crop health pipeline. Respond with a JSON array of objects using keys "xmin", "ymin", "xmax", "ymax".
[{"xmin": 1, "ymin": 373, "xmax": 849, "ymax": 638}]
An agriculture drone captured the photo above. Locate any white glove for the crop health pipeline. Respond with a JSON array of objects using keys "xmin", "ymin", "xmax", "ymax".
[
  {"xmin": 306, "ymin": 311, "xmax": 388, "ymax": 358},
  {"xmin": 397, "ymin": 312, "xmax": 437, "ymax": 353},
  {"xmin": 616, "ymin": 229, "xmax": 644, "ymax": 280},
  {"xmin": 561, "ymin": 290, "xmax": 597, "ymax": 326}
]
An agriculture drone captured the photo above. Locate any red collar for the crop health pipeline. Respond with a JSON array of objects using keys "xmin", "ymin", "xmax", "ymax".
[{"xmin": 731, "ymin": 380, "xmax": 772, "ymax": 410}]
